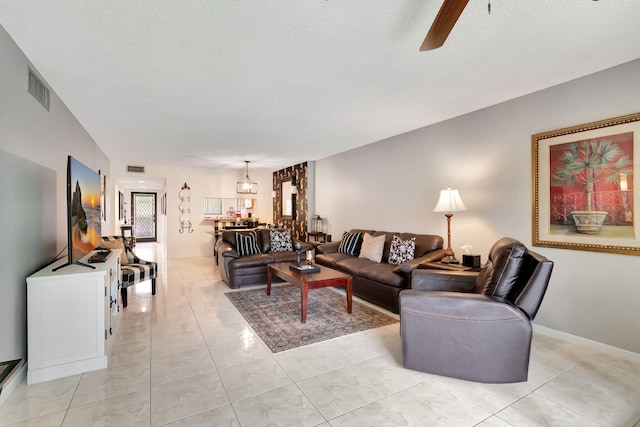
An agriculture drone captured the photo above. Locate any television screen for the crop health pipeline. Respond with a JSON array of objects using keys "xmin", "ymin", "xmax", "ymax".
[{"xmin": 61, "ymin": 156, "xmax": 101, "ymax": 269}]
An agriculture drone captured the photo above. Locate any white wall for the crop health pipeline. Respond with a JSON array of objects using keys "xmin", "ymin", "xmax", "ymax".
[
  {"xmin": 0, "ymin": 26, "xmax": 110, "ymax": 372},
  {"xmin": 111, "ymin": 161, "xmax": 274, "ymax": 258},
  {"xmin": 316, "ymin": 59, "xmax": 640, "ymax": 354}
]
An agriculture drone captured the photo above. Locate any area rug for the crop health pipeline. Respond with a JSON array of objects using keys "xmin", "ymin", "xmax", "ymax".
[{"xmin": 225, "ymin": 284, "xmax": 398, "ymax": 353}]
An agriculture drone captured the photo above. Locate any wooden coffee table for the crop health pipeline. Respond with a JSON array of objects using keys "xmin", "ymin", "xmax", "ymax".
[{"xmin": 267, "ymin": 262, "xmax": 353, "ymax": 323}]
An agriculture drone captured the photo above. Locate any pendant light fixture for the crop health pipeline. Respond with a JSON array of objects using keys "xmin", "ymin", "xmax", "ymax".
[{"xmin": 236, "ymin": 161, "xmax": 258, "ymax": 194}]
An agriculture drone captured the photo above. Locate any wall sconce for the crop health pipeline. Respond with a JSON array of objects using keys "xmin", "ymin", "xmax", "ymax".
[
  {"xmin": 291, "ymin": 177, "xmax": 298, "ymax": 195},
  {"xmin": 433, "ymin": 186, "xmax": 467, "ymax": 264},
  {"xmin": 179, "ymin": 182, "xmax": 193, "ymax": 233}
]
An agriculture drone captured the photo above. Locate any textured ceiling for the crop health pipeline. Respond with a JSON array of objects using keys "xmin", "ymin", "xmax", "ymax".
[{"xmin": 1, "ymin": 1, "xmax": 640, "ymax": 172}]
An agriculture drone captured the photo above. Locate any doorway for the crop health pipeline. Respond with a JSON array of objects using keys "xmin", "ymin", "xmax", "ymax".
[{"xmin": 132, "ymin": 192, "xmax": 157, "ymax": 242}]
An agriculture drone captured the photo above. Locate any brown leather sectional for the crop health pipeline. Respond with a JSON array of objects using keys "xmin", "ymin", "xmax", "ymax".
[
  {"xmin": 216, "ymin": 229, "xmax": 312, "ymax": 288},
  {"xmin": 315, "ymin": 229, "xmax": 446, "ymax": 313}
]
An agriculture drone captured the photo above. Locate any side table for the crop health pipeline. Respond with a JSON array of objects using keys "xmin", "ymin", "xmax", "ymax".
[
  {"xmin": 420, "ymin": 262, "xmax": 481, "ymax": 273},
  {"xmin": 308, "ymin": 232, "xmax": 326, "ymax": 244}
]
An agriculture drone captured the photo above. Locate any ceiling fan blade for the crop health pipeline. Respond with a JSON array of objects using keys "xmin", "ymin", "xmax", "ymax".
[{"xmin": 420, "ymin": 0, "xmax": 470, "ymax": 51}]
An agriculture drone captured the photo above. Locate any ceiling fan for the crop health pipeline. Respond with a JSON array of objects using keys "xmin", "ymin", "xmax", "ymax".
[{"xmin": 420, "ymin": 0, "xmax": 471, "ymax": 51}]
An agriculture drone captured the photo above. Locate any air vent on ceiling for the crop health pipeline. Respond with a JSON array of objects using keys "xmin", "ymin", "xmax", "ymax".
[
  {"xmin": 28, "ymin": 68, "xmax": 50, "ymax": 111},
  {"xmin": 127, "ymin": 165, "xmax": 146, "ymax": 174}
]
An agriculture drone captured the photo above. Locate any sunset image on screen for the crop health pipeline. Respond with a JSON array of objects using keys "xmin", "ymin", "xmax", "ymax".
[{"xmin": 69, "ymin": 157, "xmax": 101, "ymax": 259}]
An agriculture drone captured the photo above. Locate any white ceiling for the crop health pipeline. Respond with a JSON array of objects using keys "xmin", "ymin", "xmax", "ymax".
[{"xmin": 2, "ymin": 1, "xmax": 640, "ymax": 172}]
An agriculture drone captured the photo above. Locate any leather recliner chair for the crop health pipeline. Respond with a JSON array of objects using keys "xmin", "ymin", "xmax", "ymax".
[{"xmin": 399, "ymin": 237, "xmax": 553, "ymax": 383}]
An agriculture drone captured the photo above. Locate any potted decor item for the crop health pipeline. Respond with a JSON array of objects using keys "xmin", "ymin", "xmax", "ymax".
[{"xmin": 551, "ymin": 138, "xmax": 632, "ymax": 234}]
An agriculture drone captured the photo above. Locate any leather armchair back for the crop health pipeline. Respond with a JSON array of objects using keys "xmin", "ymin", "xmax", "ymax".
[
  {"xmin": 514, "ymin": 250, "xmax": 554, "ymax": 320},
  {"xmin": 473, "ymin": 237, "xmax": 553, "ymax": 320}
]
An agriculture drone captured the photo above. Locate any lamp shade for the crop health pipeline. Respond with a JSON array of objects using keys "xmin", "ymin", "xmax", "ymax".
[{"xmin": 433, "ymin": 187, "xmax": 467, "ymax": 213}]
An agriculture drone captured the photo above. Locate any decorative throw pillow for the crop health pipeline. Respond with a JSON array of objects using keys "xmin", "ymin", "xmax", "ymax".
[
  {"xmin": 270, "ymin": 229, "xmax": 293, "ymax": 252},
  {"xmin": 338, "ymin": 232, "xmax": 363, "ymax": 256},
  {"xmin": 358, "ymin": 233, "xmax": 385, "ymax": 263},
  {"xmin": 236, "ymin": 231, "xmax": 261, "ymax": 256},
  {"xmin": 99, "ymin": 238, "xmax": 129, "ymax": 265},
  {"xmin": 388, "ymin": 235, "xmax": 416, "ymax": 265}
]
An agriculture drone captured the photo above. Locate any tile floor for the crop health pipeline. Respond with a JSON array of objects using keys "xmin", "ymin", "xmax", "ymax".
[{"xmin": 1, "ymin": 244, "xmax": 639, "ymax": 426}]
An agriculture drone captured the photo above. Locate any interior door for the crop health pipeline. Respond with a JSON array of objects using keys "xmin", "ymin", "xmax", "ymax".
[{"xmin": 132, "ymin": 192, "xmax": 157, "ymax": 242}]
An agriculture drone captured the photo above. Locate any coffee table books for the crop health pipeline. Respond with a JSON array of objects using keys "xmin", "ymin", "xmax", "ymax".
[{"xmin": 289, "ymin": 263, "xmax": 320, "ymax": 273}]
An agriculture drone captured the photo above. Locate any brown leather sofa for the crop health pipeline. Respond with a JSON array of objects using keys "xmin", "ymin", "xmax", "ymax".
[
  {"xmin": 216, "ymin": 229, "xmax": 312, "ymax": 288},
  {"xmin": 315, "ymin": 229, "xmax": 446, "ymax": 313},
  {"xmin": 400, "ymin": 237, "xmax": 553, "ymax": 383}
]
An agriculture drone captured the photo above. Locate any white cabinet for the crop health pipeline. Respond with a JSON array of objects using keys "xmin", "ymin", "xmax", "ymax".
[{"xmin": 26, "ymin": 250, "xmax": 121, "ymax": 384}]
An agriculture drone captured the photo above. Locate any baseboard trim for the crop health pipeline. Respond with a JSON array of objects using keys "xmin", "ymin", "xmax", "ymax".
[
  {"xmin": 0, "ymin": 361, "xmax": 27, "ymax": 407},
  {"xmin": 533, "ymin": 324, "xmax": 640, "ymax": 364}
]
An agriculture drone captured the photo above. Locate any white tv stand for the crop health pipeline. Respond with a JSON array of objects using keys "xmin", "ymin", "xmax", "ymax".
[{"xmin": 26, "ymin": 249, "xmax": 121, "ymax": 384}]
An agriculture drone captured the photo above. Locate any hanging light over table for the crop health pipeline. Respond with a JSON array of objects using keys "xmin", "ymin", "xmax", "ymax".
[{"xmin": 237, "ymin": 161, "xmax": 258, "ymax": 194}]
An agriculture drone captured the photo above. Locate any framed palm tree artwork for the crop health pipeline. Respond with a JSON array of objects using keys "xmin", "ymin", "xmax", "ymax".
[{"xmin": 532, "ymin": 112, "xmax": 640, "ymax": 255}]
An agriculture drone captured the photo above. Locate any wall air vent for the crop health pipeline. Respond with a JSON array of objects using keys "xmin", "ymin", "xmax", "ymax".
[
  {"xmin": 126, "ymin": 165, "xmax": 146, "ymax": 174},
  {"xmin": 28, "ymin": 68, "xmax": 50, "ymax": 111}
]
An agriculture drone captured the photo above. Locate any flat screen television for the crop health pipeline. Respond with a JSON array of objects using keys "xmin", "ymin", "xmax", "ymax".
[{"xmin": 53, "ymin": 156, "xmax": 102, "ymax": 271}]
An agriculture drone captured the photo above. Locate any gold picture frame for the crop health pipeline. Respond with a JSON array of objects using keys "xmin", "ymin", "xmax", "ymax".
[{"xmin": 532, "ymin": 112, "xmax": 640, "ymax": 255}]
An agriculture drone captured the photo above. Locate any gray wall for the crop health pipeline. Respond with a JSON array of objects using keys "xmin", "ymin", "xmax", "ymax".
[
  {"xmin": 0, "ymin": 150, "xmax": 56, "ymax": 362},
  {"xmin": 316, "ymin": 59, "xmax": 640, "ymax": 354},
  {"xmin": 0, "ymin": 26, "xmax": 109, "ymax": 364}
]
